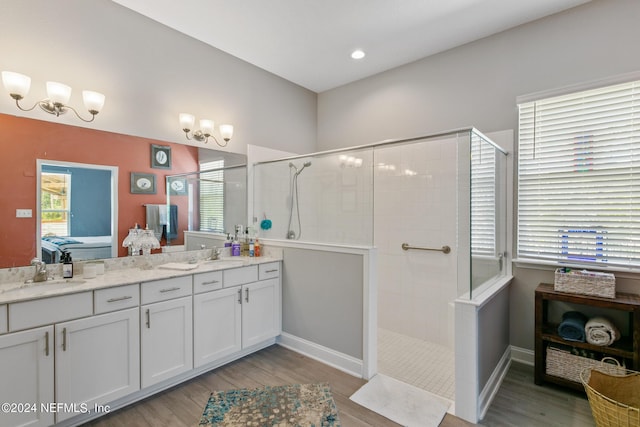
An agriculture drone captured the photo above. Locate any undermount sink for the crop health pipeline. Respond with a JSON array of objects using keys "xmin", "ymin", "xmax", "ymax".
[
  {"xmin": 200, "ymin": 259, "xmax": 245, "ymax": 268},
  {"xmin": 44, "ymin": 278, "xmax": 87, "ymax": 286},
  {"xmin": 2, "ymin": 278, "xmax": 87, "ymax": 294}
]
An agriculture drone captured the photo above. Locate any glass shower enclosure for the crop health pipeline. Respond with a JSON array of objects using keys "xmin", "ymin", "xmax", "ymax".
[{"xmin": 253, "ymin": 128, "xmax": 508, "ymax": 299}]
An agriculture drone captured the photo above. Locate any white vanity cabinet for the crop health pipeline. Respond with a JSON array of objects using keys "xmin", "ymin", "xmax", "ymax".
[
  {"xmin": 140, "ymin": 276, "xmax": 193, "ymax": 388},
  {"xmin": 0, "ymin": 325, "xmax": 54, "ymax": 427},
  {"xmin": 194, "ymin": 263, "xmax": 281, "ymax": 367},
  {"xmin": 242, "ymin": 278, "xmax": 280, "ymax": 348},
  {"xmin": 54, "ymin": 307, "xmax": 140, "ymax": 422},
  {"xmin": 0, "ymin": 304, "xmax": 7, "ymax": 334},
  {"xmin": 0, "ymin": 258, "xmax": 281, "ymax": 426},
  {"xmin": 193, "ymin": 286, "xmax": 242, "ymax": 367}
]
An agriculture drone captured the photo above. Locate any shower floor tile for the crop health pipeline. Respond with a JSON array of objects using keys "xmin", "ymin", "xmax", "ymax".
[{"xmin": 378, "ymin": 328, "xmax": 455, "ymax": 401}]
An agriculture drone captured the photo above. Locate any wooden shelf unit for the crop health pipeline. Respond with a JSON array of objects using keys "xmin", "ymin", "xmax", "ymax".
[{"xmin": 534, "ymin": 283, "xmax": 640, "ymax": 391}]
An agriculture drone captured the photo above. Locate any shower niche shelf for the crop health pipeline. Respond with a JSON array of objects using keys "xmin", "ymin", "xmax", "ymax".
[{"xmin": 534, "ymin": 283, "xmax": 640, "ymax": 391}]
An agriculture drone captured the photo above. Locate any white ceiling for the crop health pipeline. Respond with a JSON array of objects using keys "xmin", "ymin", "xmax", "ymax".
[{"xmin": 112, "ymin": 0, "xmax": 591, "ymax": 93}]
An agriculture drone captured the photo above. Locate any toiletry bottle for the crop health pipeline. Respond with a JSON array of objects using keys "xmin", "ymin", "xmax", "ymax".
[
  {"xmin": 232, "ymin": 236, "xmax": 241, "ymax": 257},
  {"xmin": 62, "ymin": 251, "xmax": 74, "ymax": 278},
  {"xmin": 240, "ymin": 228, "xmax": 249, "ymax": 256},
  {"xmin": 249, "ymin": 238, "xmax": 255, "ymax": 257},
  {"xmin": 254, "ymin": 238, "xmax": 261, "ymax": 257},
  {"xmin": 224, "ymin": 233, "xmax": 232, "ymax": 249}
]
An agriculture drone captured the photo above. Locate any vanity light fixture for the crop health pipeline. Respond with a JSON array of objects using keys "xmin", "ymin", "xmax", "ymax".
[
  {"xmin": 1, "ymin": 71, "xmax": 105, "ymax": 122},
  {"xmin": 179, "ymin": 113, "xmax": 233, "ymax": 147}
]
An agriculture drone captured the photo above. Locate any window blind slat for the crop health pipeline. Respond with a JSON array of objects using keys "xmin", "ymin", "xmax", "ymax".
[
  {"xmin": 199, "ymin": 160, "xmax": 225, "ymax": 233},
  {"xmin": 471, "ymin": 134, "xmax": 497, "ymax": 256},
  {"xmin": 517, "ymin": 79, "xmax": 640, "ymax": 268}
]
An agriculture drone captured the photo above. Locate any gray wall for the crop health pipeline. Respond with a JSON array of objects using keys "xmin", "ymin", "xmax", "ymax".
[
  {"xmin": 0, "ymin": 0, "xmax": 317, "ymax": 156},
  {"xmin": 317, "ymin": 0, "xmax": 640, "ymax": 353},
  {"xmin": 318, "ymin": 0, "xmax": 640, "ymax": 150},
  {"xmin": 478, "ymin": 286, "xmax": 510, "ymax": 388},
  {"xmin": 282, "ymin": 247, "xmax": 364, "ymax": 359}
]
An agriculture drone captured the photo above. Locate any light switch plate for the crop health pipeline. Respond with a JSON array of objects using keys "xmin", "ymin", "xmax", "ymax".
[{"xmin": 16, "ymin": 209, "xmax": 32, "ymax": 218}]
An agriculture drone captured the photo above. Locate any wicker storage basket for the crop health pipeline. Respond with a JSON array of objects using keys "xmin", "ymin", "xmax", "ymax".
[
  {"xmin": 554, "ymin": 268, "xmax": 616, "ymax": 298},
  {"xmin": 580, "ymin": 358, "xmax": 640, "ymax": 427},
  {"xmin": 546, "ymin": 346, "xmax": 624, "ymax": 383}
]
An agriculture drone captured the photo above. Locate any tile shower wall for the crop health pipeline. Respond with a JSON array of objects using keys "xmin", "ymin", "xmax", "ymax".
[
  {"xmin": 253, "ymin": 135, "xmax": 460, "ymax": 349},
  {"xmin": 374, "ymin": 137, "xmax": 458, "ymax": 348},
  {"xmin": 253, "ymin": 151, "xmax": 374, "ymax": 245}
]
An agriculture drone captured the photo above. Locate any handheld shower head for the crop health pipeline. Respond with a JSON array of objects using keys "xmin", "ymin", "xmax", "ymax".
[{"xmin": 290, "ymin": 161, "xmax": 312, "ymax": 176}]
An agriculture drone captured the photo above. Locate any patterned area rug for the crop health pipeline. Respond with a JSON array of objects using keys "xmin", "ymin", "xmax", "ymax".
[{"xmin": 198, "ymin": 383, "xmax": 341, "ymax": 426}]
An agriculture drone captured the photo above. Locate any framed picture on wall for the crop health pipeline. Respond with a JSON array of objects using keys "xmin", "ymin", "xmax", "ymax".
[
  {"xmin": 130, "ymin": 172, "xmax": 156, "ymax": 194},
  {"xmin": 168, "ymin": 177, "xmax": 188, "ymax": 196},
  {"xmin": 151, "ymin": 144, "xmax": 171, "ymax": 169}
]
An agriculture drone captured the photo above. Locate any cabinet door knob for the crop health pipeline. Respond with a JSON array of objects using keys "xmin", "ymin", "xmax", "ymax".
[
  {"xmin": 237, "ymin": 288, "xmax": 242, "ymax": 304},
  {"xmin": 146, "ymin": 309, "xmax": 151, "ymax": 329},
  {"xmin": 245, "ymin": 288, "xmax": 250, "ymax": 303},
  {"xmin": 62, "ymin": 327, "xmax": 67, "ymax": 352},
  {"xmin": 45, "ymin": 331, "xmax": 50, "ymax": 356}
]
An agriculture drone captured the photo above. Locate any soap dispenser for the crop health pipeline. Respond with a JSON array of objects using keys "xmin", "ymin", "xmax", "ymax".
[{"xmin": 61, "ymin": 251, "xmax": 74, "ymax": 278}]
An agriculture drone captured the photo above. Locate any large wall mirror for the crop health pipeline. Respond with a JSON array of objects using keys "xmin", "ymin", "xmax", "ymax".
[
  {"xmin": 37, "ymin": 160, "xmax": 118, "ymax": 264},
  {"xmin": 0, "ymin": 113, "xmax": 247, "ymax": 269}
]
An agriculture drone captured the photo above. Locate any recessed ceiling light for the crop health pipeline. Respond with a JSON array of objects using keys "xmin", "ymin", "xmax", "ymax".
[{"xmin": 351, "ymin": 49, "xmax": 365, "ymax": 60}]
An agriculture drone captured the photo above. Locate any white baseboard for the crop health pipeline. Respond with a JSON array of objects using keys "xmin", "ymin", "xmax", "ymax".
[
  {"xmin": 478, "ymin": 346, "xmax": 511, "ymax": 420},
  {"xmin": 277, "ymin": 332, "xmax": 363, "ymax": 378},
  {"xmin": 510, "ymin": 345, "xmax": 534, "ymax": 366}
]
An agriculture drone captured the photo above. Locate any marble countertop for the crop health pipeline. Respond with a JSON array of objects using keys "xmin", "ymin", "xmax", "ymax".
[{"xmin": 0, "ymin": 256, "xmax": 281, "ymax": 305}]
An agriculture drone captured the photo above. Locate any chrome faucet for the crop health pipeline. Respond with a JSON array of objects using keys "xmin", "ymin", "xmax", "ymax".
[{"xmin": 30, "ymin": 258, "xmax": 48, "ymax": 283}]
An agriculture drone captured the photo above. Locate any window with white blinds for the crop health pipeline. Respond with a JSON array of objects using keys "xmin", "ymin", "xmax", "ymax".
[
  {"xmin": 199, "ymin": 160, "xmax": 224, "ymax": 233},
  {"xmin": 471, "ymin": 134, "xmax": 497, "ymax": 257},
  {"xmin": 517, "ymin": 80, "xmax": 640, "ymax": 268}
]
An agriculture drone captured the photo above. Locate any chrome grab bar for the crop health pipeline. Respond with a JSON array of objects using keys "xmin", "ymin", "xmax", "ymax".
[{"xmin": 401, "ymin": 243, "xmax": 451, "ymax": 254}]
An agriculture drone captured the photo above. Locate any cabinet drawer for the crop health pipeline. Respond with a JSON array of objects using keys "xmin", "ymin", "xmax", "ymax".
[
  {"xmin": 9, "ymin": 292, "xmax": 93, "ymax": 331},
  {"xmin": 259, "ymin": 262, "xmax": 280, "ymax": 280},
  {"xmin": 95, "ymin": 284, "xmax": 140, "ymax": 314},
  {"xmin": 194, "ymin": 271, "xmax": 223, "ymax": 294},
  {"xmin": 223, "ymin": 265, "xmax": 258, "ymax": 288},
  {"xmin": 0, "ymin": 305, "xmax": 6, "ymax": 334},
  {"xmin": 141, "ymin": 276, "xmax": 192, "ymax": 305}
]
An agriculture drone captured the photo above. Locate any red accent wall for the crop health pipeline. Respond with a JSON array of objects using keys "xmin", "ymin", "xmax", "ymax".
[{"xmin": 0, "ymin": 113, "xmax": 199, "ymax": 268}]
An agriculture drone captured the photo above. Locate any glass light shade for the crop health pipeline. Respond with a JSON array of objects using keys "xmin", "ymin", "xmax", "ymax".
[
  {"xmin": 199, "ymin": 119, "xmax": 214, "ymax": 136},
  {"xmin": 179, "ymin": 113, "xmax": 195, "ymax": 131},
  {"xmin": 2, "ymin": 71, "xmax": 31, "ymax": 98},
  {"xmin": 219, "ymin": 124, "xmax": 234, "ymax": 141},
  {"xmin": 46, "ymin": 81, "xmax": 72, "ymax": 105},
  {"xmin": 82, "ymin": 90, "xmax": 105, "ymax": 113}
]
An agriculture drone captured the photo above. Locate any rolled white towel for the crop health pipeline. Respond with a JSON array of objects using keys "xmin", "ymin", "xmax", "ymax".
[{"xmin": 585, "ymin": 316, "xmax": 621, "ymax": 346}]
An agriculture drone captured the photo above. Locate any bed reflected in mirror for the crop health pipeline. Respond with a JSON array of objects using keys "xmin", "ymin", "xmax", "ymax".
[{"xmin": 37, "ymin": 159, "xmax": 118, "ymax": 264}]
